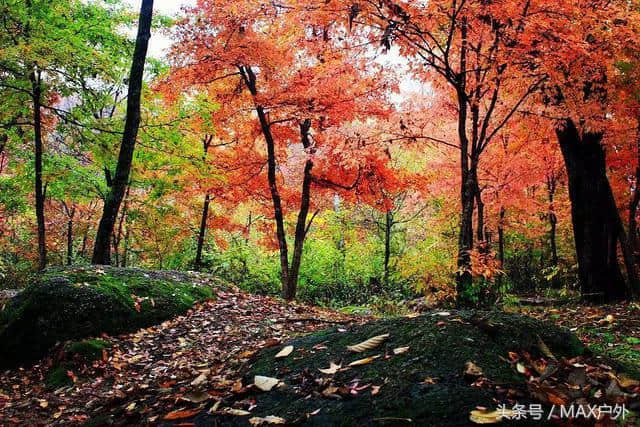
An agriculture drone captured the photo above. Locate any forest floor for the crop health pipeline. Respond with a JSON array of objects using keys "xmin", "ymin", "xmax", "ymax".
[{"xmin": 0, "ymin": 283, "xmax": 639, "ymax": 426}]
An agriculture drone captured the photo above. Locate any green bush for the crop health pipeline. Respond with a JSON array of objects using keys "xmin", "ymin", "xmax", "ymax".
[{"xmin": 0, "ymin": 267, "xmax": 213, "ymax": 367}]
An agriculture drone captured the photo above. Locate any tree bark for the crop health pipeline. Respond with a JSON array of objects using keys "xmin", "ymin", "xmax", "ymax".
[
  {"xmin": 556, "ymin": 119, "xmax": 635, "ymax": 301},
  {"xmin": 194, "ymin": 194, "xmax": 211, "ymax": 271},
  {"xmin": 475, "ymin": 177, "xmax": 484, "ymax": 242},
  {"xmin": 383, "ymin": 210, "xmax": 392, "ymax": 286},
  {"xmin": 30, "ymin": 70, "xmax": 47, "ymax": 270},
  {"xmin": 92, "ymin": 0, "xmax": 153, "ymax": 265},
  {"xmin": 194, "ymin": 135, "xmax": 213, "ymax": 271}
]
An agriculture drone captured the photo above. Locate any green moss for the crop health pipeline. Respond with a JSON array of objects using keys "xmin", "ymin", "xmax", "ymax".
[
  {"xmin": 205, "ymin": 311, "xmax": 585, "ymax": 426},
  {"xmin": 0, "ymin": 266, "xmax": 215, "ymax": 368},
  {"xmin": 65, "ymin": 339, "xmax": 111, "ymax": 361},
  {"xmin": 45, "ymin": 364, "xmax": 73, "ymax": 388}
]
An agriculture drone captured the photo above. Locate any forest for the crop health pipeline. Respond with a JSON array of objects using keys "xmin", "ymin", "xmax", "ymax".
[{"xmin": 0, "ymin": 0, "xmax": 639, "ymax": 425}]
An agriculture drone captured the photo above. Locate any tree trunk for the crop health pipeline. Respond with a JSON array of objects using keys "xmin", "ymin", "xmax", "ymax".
[
  {"xmin": 194, "ymin": 194, "xmax": 211, "ymax": 271},
  {"xmin": 556, "ymin": 119, "xmax": 635, "ymax": 301},
  {"xmin": 92, "ymin": 0, "xmax": 153, "ymax": 265},
  {"xmin": 383, "ymin": 210, "xmax": 392, "ymax": 286},
  {"xmin": 66, "ymin": 208, "xmax": 74, "ymax": 266},
  {"xmin": 498, "ymin": 207, "xmax": 505, "ymax": 266},
  {"xmin": 256, "ymin": 104, "xmax": 290, "ymax": 289},
  {"xmin": 284, "ymin": 119, "xmax": 314, "ymax": 301},
  {"xmin": 239, "ymin": 65, "xmax": 291, "ymax": 294},
  {"xmin": 30, "ymin": 70, "xmax": 47, "ymax": 270},
  {"xmin": 475, "ymin": 179, "xmax": 484, "ymax": 242},
  {"xmin": 123, "ymin": 228, "xmax": 130, "ymax": 267},
  {"xmin": 629, "ymin": 118, "xmax": 640, "ymax": 255},
  {"xmin": 549, "ymin": 213, "xmax": 558, "ymax": 266}
]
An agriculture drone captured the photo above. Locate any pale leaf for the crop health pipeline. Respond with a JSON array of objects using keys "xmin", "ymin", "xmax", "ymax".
[
  {"xmin": 254, "ymin": 375, "xmax": 279, "ymax": 391},
  {"xmin": 318, "ymin": 362, "xmax": 342, "ymax": 375},
  {"xmin": 347, "ymin": 334, "xmax": 390, "ymax": 352},
  {"xmin": 348, "ymin": 355, "xmax": 380, "ymax": 366},
  {"xmin": 274, "ymin": 345, "xmax": 293, "ymax": 359}
]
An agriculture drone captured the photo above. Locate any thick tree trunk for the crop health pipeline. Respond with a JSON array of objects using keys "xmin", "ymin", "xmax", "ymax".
[
  {"xmin": 556, "ymin": 119, "xmax": 635, "ymax": 301},
  {"xmin": 383, "ymin": 210, "xmax": 392, "ymax": 286},
  {"xmin": 194, "ymin": 194, "xmax": 211, "ymax": 271},
  {"xmin": 92, "ymin": 0, "xmax": 153, "ymax": 265},
  {"xmin": 30, "ymin": 70, "xmax": 47, "ymax": 270}
]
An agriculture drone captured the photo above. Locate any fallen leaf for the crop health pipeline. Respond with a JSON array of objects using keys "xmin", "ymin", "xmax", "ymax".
[
  {"xmin": 224, "ymin": 408, "xmax": 251, "ymax": 416},
  {"xmin": 347, "ymin": 334, "xmax": 390, "ymax": 352},
  {"xmin": 191, "ymin": 373, "xmax": 208, "ymax": 386},
  {"xmin": 421, "ymin": 377, "xmax": 438, "ymax": 385},
  {"xmin": 274, "ymin": 345, "xmax": 293, "ymax": 359},
  {"xmin": 254, "ymin": 375, "xmax": 279, "ymax": 391},
  {"xmin": 164, "ymin": 409, "xmax": 201, "ymax": 420},
  {"xmin": 126, "ymin": 402, "xmax": 136, "ymax": 411},
  {"xmin": 249, "ymin": 415, "xmax": 286, "ymax": 425},
  {"xmin": 371, "ymin": 385, "xmax": 381, "ymax": 395},
  {"xmin": 469, "ymin": 409, "xmax": 515, "ymax": 424},
  {"xmin": 318, "ymin": 362, "xmax": 342, "ymax": 375},
  {"xmin": 393, "ymin": 346, "xmax": 410, "ymax": 355},
  {"xmin": 38, "ymin": 399, "xmax": 48, "ymax": 408},
  {"xmin": 516, "ymin": 363, "xmax": 526, "ymax": 374},
  {"xmin": 182, "ymin": 391, "xmax": 210, "ymax": 403},
  {"xmin": 349, "ymin": 355, "xmax": 380, "ymax": 366},
  {"xmin": 464, "ymin": 361, "xmax": 483, "ymax": 377}
]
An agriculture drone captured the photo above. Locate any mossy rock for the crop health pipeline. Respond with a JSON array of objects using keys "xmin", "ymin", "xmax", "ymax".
[
  {"xmin": 0, "ymin": 266, "xmax": 215, "ymax": 368},
  {"xmin": 191, "ymin": 311, "xmax": 584, "ymax": 426}
]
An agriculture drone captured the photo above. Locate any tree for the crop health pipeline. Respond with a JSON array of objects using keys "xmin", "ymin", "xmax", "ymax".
[
  {"xmin": 92, "ymin": 0, "xmax": 154, "ymax": 265},
  {"xmin": 0, "ymin": 0, "xmax": 129, "ymax": 269},
  {"xmin": 167, "ymin": 0, "xmax": 393, "ymax": 299}
]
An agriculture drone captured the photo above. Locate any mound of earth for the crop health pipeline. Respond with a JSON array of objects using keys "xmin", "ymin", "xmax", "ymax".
[
  {"xmin": 188, "ymin": 311, "xmax": 585, "ymax": 426},
  {"xmin": 0, "ymin": 266, "xmax": 217, "ymax": 367}
]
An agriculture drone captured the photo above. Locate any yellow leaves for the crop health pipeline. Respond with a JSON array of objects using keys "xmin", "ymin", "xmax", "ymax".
[
  {"xmin": 348, "ymin": 355, "xmax": 380, "ymax": 366},
  {"xmin": 464, "ymin": 361, "xmax": 483, "ymax": 377},
  {"xmin": 274, "ymin": 345, "xmax": 293, "ymax": 359},
  {"xmin": 318, "ymin": 362, "xmax": 342, "ymax": 375},
  {"xmin": 254, "ymin": 375, "xmax": 280, "ymax": 391},
  {"xmin": 469, "ymin": 409, "xmax": 515, "ymax": 424},
  {"xmin": 607, "ymin": 371, "xmax": 640, "ymax": 389},
  {"xmin": 346, "ymin": 334, "xmax": 389, "ymax": 352}
]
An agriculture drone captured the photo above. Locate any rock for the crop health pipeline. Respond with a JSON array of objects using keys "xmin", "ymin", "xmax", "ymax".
[{"xmin": 192, "ymin": 311, "xmax": 584, "ymax": 426}]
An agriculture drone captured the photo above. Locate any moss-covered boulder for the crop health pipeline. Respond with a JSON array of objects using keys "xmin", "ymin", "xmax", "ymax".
[
  {"xmin": 195, "ymin": 311, "xmax": 584, "ymax": 426},
  {"xmin": 0, "ymin": 266, "xmax": 215, "ymax": 368}
]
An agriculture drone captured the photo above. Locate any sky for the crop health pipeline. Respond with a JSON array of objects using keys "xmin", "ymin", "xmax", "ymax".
[{"xmin": 126, "ymin": 0, "xmax": 195, "ymax": 57}]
